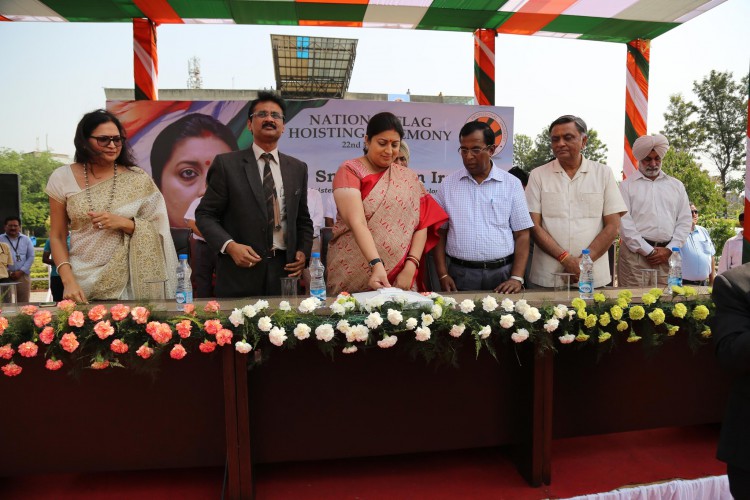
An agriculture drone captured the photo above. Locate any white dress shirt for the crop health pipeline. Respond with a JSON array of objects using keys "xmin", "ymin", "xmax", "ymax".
[{"xmin": 718, "ymin": 231, "xmax": 744, "ymax": 274}]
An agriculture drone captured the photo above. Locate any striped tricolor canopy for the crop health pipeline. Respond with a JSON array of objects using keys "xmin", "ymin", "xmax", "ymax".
[{"xmin": 0, "ymin": 0, "xmax": 725, "ymax": 43}]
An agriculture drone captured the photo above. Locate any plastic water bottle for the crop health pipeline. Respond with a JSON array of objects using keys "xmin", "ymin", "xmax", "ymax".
[
  {"xmin": 667, "ymin": 247, "xmax": 682, "ymax": 293},
  {"xmin": 309, "ymin": 252, "xmax": 326, "ymax": 303},
  {"xmin": 578, "ymin": 249, "xmax": 594, "ymax": 299},
  {"xmin": 175, "ymin": 254, "xmax": 193, "ymax": 311}
]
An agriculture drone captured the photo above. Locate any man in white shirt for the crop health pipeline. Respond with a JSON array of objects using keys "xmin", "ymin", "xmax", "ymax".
[
  {"xmin": 718, "ymin": 213, "xmax": 745, "ymax": 275},
  {"xmin": 526, "ymin": 115, "xmax": 626, "ymax": 288},
  {"xmin": 617, "ymin": 134, "xmax": 692, "ymax": 287},
  {"xmin": 681, "ymin": 203, "xmax": 715, "ymax": 285}
]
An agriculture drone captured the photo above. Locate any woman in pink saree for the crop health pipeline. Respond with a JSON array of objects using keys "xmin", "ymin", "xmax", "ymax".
[{"xmin": 327, "ymin": 112, "xmax": 448, "ymax": 295}]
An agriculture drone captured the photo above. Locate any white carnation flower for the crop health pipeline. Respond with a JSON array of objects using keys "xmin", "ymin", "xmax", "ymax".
[
  {"xmin": 342, "ymin": 345, "xmax": 358, "ymax": 354},
  {"xmin": 365, "ymin": 312, "xmax": 384, "ymax": 329},
  {"xmin": 298, "ymin": 297, "xmax": 319, "ymax": 313},
  {"xmin": 393, "ymin": 294, "xmax": 408, "ymax": 305},
  {"xmin": 449, "ymin": 323, "xmax": 466, "ymax": 338},
  {"xmin": 499, "ymin": 314, "xmax": 515, "ymax": 329},
  {"xmin": 268, "ymin": 326, "xmax": 287, "ymax": 346},
  {"xmin": 415, "ymin": 326, "xmax": 431, "ymax": 341},
  {"xmin": 514, "ymin": 299, "xmax": 530, "ymax": 314},
  {"xmin": 278, "ymin": 301, "xmax": 291, "ymax": 312},
  {"xmin": 511, "ymin": 328, "xmax": 530, "ymax": 343},
  {"xmin": 478, "ymin": 325, "xmax": 492, "ymax": 339},
  {"xmin": 242, "ymin": 305, "xmax": 257, "ymax": 318},
  {"xmin": 442, "ymin": 297, "xmax": 457, "ymax": 308},
  {"xmin": 523, "ymin": 307, "xmax": 542, "ymax": 323},
  {"xmin": 459, "ymin": 299, "xmax": 475, "ymax": 313},
  {"xmin": 257, "ymin": 316, "xmax": 273, "ymax": 332},
  {"xmin": 405, "ymin": 317, "xmax": 418, "ymax": 330},
  {"xmin": 559, "ymin": 333, "xmax": 576, "ymax": 344},
  {"xmin": 330, "ymin": 302, "xmax": 346, "ymax": 315},
  {"xmin": 387, "ymin": 309, "xmax": 403, "ymax": 325},
  {"xmin": 228, "ymin": 308, "xmax": 245, "ymax": 327},
  {"xmin": 544, "ymin": 318, "xmax": 560, "ymax": 333},
  {"xmin": 431, "ymin": 304, "xmax": 443, "ymax": 319},
  {"xmin": 293, "ymin": 323, "xmax": 311, "ymax": 340},
  {"xmin": 501, "ymin": 298, "xmax": 515, "ymax": 312},
  {"xmin": 365, "ymin": 296, "xmax": 386, "ymax": 311},
  {"xmin": 253, "ymin": 299, "xmax": 270, "ymax": 311},
  {"xmin": 482, "ymin": 296, "xmax": 498, "ymax": 312},
  {"xmin": 377, "ymin": 335, "xmax": 398, "ymax": 348},
  {"xmin": 352, "ymin": 324, "xmax": 370, "ymax": 342},
  {"xmin": 567, "ymin": 310, "xmax": 576, "ymax": 319},
  {"xmin": 235, "ymin": 341, "xmax": 253, "ymax": 354},
  {"xmin": 553, "ymin": 304, "xmax": 569, "ymax": 319},
  {"xmin": 343, "ymin": 300, "xmax": 356, "ymax": 310},
  {"xmin": 315, "ymin": 324, "xmax": 335, "ymax": 342},
  {"xmin": 421, "ymin": 313, "xmax": 434, "ymax": 327}
]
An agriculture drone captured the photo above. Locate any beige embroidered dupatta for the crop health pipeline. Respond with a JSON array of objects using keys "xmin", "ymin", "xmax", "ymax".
[{"xmin": 327, "ymin": 162, "xmax": 423, "ymax": 295}]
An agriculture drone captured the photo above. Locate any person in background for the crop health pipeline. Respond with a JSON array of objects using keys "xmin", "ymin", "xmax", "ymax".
[
  {"xmin": 525, "ymin": 115, "xmax": 626, "ymax": 288},
  {"xmin": 0, "ymin": 216, "xmax": 35, "ymax": 303},
  {"xmin": 718, "ymin": 212, "xmax": 745, "ymax": 275},
  {"xmin": 46, "ymin": 109, "xmax": 177, "ymax": 303},
  {"xmin": 150, "ymin": 113, "xmax": 239, "ymax": 228},
  {"xmin": 680, "ymin": 203, "xmax": 715, "ymax": 285},
  {"xmin": 184, "ymin": 196, "xmax": 216, "ymax": 298},
  {"xmin": 617, "ymin": 134, "xmax": 691, "ymax": 287},
  {"xmin": 42, "ymin": 233, "xmax": 70, "ymax": 302},
  {"xmin": 394, "ymin": 140, "xmax": 410, "ymax": 168},
  {"xmin": 327, "ymin": 112, "xmax": 447, "ymax": 295},
  {"xmin": 323, "ymin": 193, "xmax": 337, "ymax": 228}
]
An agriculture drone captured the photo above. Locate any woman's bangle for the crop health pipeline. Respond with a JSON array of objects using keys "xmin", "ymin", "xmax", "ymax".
[
  {"xmin": 439, "ymin": 274, "xmax": 449, "ymax": 280},
  {"xmin": 557, "ymin": 251, "xmax": 569, "ymax": 263},
  {"xmin": 406, "ymin": 255, "xmax": 420, "ymax": 268},
  {"xmin": 57, "ymin": 261, "xmax": 72, "ymax": 271}
]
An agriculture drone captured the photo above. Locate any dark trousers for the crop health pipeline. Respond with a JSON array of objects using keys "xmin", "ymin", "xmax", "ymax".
[
  {"xmin": 729, "ymin": 464, "xmax": 750, "ymax": 500},
  {"xmin": 50, "ymin": 275, "xmax": 64, "ymax": 302},
  {"xmin": 190, "ymin": 239, "xmax": 217, "ymax": 298},
  {"xmin": 448, "ymin": 261, "xmax": 512, "ymax": 292}
]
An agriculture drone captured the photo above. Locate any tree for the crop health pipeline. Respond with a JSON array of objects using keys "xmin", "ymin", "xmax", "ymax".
[
  {"xmin": 692, "ymin": 70, "xmax": 747, "ymax": 198},
  {"xmin": 660, "ymin": 93, "xmax": 705, "ymax": 156},
  {"xmin": 0, "ymin": 149, "xmax": 63, "ymax": 236},
  {"xmin": 582, "ymin": 129, "xmax": 608, "ymax": 164},
  {"xmin": 660, "ymin": 149, "xmax": 726, "ymax": 217},
  {"xmin": 512, "ymin": 127, "xmax": 608, "ymax": 172}
]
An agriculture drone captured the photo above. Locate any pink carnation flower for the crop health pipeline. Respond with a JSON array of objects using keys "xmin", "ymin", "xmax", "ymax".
[
  {"xmin": 110, "ymin": 339, "xmax": 129, "ymax": 354},
  {"xmin": 88, "ymin": 305, "xmax": 107, "ymax": 322},
  {"xmin": 136, "ymin": 343, "xmax": 154, "ymax": 359},
  {"xmin": 21, "ymin": 305, "xmax": 38, "ymax": 316},
  {"xmin": 2, "ymin": 362, "xmax": 22, "ymax": 377},
  {"xmin": 204, "ymin": 319, "xmax": 222, "ymax": 336},
  {"xmin": 146, "ymin": 322, "xmax": 172, "ymax": 344},
  {"xmin": 110, "ymin": 304, "xmax": 130, "ymax": 321},
  {"xmin": 0, "ymin": 343, "xmax": 15, "ymax": 359},
  {"xmin": 39, "ymin": 326, "xmax": 55, "ymax": 344},
  {"xmin": 60, "ymin": 332, "xmax": 79, "ymax": 353},
  {"xmin": 57, "ymin": 300, "xmax": 76, "ymax": 312},
  {"xmin": 216, "ymin": 328, "xmax": 233, "ymax": 346},
  {"xmin": 176, "ymin": 320, "xmax": 192, "ymax": 339},
  {"xmin": 204, "ymin": 301, "xmax": 221, "ymax": 313},
  {"xmin": 131, "ymin": 306, "xmax": 150, "ymax": 324},
  {"xmin": 91, "ymin": 359, "xmax": 110, "ymax": 370},
  {"xmin": 68, "ymin": 310, "xmax": 85, "ymax": 328},
  {"xmin": 17, "ymin": 341, "xmax": 38, "ymax": 358},
  {"xmin": 170, "ymin": 344, "xmax": 187, "ymax": 360},
  {"xmin": 0, "ymin": 316, "xmax": 8, "ymax": 334},
  {"xmin": 33, "ymin": 310, "xmax": 53, "ymax": 328},
  {"xmin": 45, "ymin": 358, "xmax": 63, "ymax": 371},
  {"xmin": 199, "ymin": 340, "xmax": 217, "ymax": 353},
  {"xmin": 182, "ymin": 303, "xmax": 195, "ymax": 315},
  {"xmin": 94, "ymin": 320, "xmax": 115, "ymax": 340}
]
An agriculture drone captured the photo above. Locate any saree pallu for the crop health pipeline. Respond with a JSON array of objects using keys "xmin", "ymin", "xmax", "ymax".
[
  {"xmin": 48, "ymin": 166, "xmax": 177, "ymax": 301},
  {"xmin": 327, "ymin": 161, "xmax": 448, "ymax": 295}
]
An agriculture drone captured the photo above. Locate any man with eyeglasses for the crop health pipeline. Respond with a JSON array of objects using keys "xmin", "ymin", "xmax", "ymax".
[
  {"xmin": 433, "ymin": 121, "xmax": 533, "ymax": 293},
  {"xmin": 617, "ymin": 134, "xmax": 691, "ymax": 287},
  {"xmin": 0, "ymin": 216, "xmax": 35, "ymax": 303},
  {"xmin": 525, "ymin": 115, "xmax": 626, "ymax": 289},
  {"xmin": 196, "ymin": 91, "xmax": 313, "ymax": 297},
  {"xmin": 680, "ymin": 204, "xmax": 715, "ymax": 285}
]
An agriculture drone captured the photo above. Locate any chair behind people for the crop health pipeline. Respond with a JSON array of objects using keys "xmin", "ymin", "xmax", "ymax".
[
  {"xmin": 424, "ymin": 251, "xmax": 442, "ymax": 292},
  {"xmin": 170, "ymin": 228, "xmax": 191, "ymax": 258}
]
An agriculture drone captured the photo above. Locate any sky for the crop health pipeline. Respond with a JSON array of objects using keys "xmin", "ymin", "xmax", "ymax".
[{"xmin": 0, "ymin": 0, "xmax": 747, "ymax": 176}]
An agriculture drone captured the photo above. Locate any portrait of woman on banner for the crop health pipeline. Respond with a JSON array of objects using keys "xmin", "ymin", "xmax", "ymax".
[{"xmin": 327, "ymin": 112, "xmax": 448, "ymax": 295}]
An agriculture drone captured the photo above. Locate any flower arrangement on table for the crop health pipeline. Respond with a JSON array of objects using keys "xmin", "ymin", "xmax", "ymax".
[{"xmin": 0, "ymin": 287, "xmax": 714, "ymax": 377}]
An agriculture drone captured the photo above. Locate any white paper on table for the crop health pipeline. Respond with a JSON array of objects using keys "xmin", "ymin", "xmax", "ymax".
[{"xmin": 352, "ymin": 287, "xmax": 433, "ymax": 308}]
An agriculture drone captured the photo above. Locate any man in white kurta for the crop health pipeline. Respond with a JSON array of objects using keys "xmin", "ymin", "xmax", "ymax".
[
  {"xmin": 526, "ymin": 115, "xmax": 626, "ymax": 288},
  {"xmin": 617, "ymin": 134, "xmax": 691, "ymax": 287}
]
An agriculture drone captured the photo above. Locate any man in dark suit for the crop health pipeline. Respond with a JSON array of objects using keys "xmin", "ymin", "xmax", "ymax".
[
  {"xmin": 711, "ymin": 262, "xmax": 750, "ymax": 499},
  {"xmin": 196, "ymin": 92, "xmax": 313, "ymax": 297}
]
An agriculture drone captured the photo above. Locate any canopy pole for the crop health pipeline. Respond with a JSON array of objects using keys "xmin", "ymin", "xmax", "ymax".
[
  {"xmin": 623, "ymin": 38, "xmax": 650, "ymax": 178},
  {"xmin": 133, "ymin": 18, "xmax": 158, "ymax": 100},
  {"xmin": 474, "ymin": 29, "xmax": 496, "ymax": 106}
]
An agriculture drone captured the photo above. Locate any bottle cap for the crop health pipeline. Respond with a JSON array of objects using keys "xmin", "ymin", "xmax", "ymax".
[
  {"xmin": 582, "ymin": 249, "xmax": 590, "ymax": 254},
  {"xmin": 312, "ymin": 252, "xmax": 321, "ymax": 258},
  {"xmin": 178, "ymin": 254, "xmax": 188, "ymax": 260},
  {"xmin": 671, "ymin": 247, "xmax": 680, "ymax": 252}
]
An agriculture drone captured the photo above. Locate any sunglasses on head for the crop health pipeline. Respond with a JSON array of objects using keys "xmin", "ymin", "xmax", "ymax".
[{"xmin": 91, "ymin": 135, "xmax": 123, "ymax": 147}]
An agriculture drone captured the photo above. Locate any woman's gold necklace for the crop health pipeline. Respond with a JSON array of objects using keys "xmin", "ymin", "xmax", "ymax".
[{"xmin": 84, "ymin": 162, "xmax": 118, "ymax": 213}]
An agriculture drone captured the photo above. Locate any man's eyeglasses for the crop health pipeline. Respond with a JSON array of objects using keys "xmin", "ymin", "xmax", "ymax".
[
  {"xmin": 251, "ymin": 111, "xmax": 285, "ymax": 121},
  {"xmin": 691, "ymin": 210, "xmax": 699, "ymax": 214},
  {"xmin": 458, "ymin": 145, "xmax": 492, "ymax": 156},
  {"xmin": 91, "ymin": 135, "xmax": 123, "ymax": 147}
]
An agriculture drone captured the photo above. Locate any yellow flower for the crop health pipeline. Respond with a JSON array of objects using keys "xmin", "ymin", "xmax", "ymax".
[
  {"xmin": 648, "ymin": 308, "xmax": 666, "ymax": 326},
  {"xmin": 616, "ymin": 298, "xmax": 629, "ymax": 308},
  {"xmin": 576, "ymin": 331, "xmax": 590, "ymax": 342},
  {"xmin": 683, "ymin": 286, "xmax": 698, "ymax": 297},
  {"xmin": 701, "ymin": 326, "xmax": 712, "ymax": 338},
  {"xmin": 672, "ymin": 303, "xmax": 687, "ymax": 319},
  {"xmin": 617, "ymin": 321, "xmax": 629, "ymax": 332},
  {"xmin": 598, "ymin": 332, "xmax": 611, "ymax": 343},
  {"xmin": 577, "ymin": 308, "xmax": 588, "ymax": 320},
  {"xmin": 671, "ymin": 285, "xmax": 685, "ymax": 296},
  {"xmin": 648, "ymin": 288, "xmax": 663, "ymax": 298},
  {"xmin": 584, "ymin": 314, "xmax": 598, "ymax": 328},
  {"xmin": 571, "ymin": 298, "xmax": 586, "ymax": 310},
  {"xmin": 667, "ymin": 325, "xmax": 679, "ymax": 336},
  {"xmin": 599, "ymin": 312, "xmax": 611, "ymax": 327},
  {"xmin": 618, "ymin": 290, "xmax": 633, "ymax": 302},
  {"xmin": 692, "ymin": 305, "xmax": 710, "ymax": 321},
  {"xmin": 627, "ymin": 334, "xmax": 642, "ymax": 343},
  {"xmin": 629, "ymin": 305, "xmax": 645, "ymax": 320},
  {"xmin": 642, "ymin": 293, "xmax": 657, "ymax": 306},
  {"xmin": 610, "ymin": 305, "xmax": 623, "ymax": 321},
  {"xmin": 593, "ymin": 292, "xmax": 606, "ymax": 303}
]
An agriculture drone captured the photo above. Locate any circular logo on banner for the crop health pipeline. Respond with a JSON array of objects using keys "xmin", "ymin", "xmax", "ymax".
[{"xmin": 466, "ymin": 111, "xmax": 508, "ymax": 157}]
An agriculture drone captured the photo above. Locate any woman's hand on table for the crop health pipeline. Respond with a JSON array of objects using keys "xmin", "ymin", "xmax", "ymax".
[
  {"xmin": 368, "ymin": 263, "xmax": 391, "ymax": 290},
  {"xmin": 63, "ymin": 281, "xmax": 88, "ymax": 304}
]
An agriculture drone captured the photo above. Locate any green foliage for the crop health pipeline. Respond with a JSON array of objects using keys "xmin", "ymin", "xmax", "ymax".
[
  {"xmin": 661, "ymin": 149, "xmax": 726, "ymax": 216},
  {"xmin": 512, "ymin": 127, "xmax": 608, "ymax": 172},
  {"xmin": 703, "ymin": 216, "xmax": 740, "ymax": 258},
  {"xmin": 0, "ymin": 149, "xmax": 63, "ymax": 236},
  {"xmin": 660, "ymin": 93, "xmax": 705, "ymax": 156}
]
